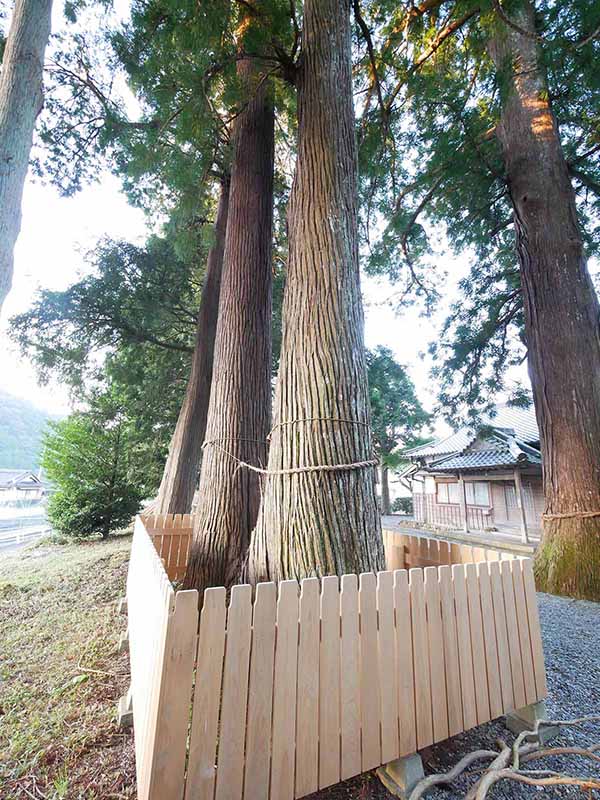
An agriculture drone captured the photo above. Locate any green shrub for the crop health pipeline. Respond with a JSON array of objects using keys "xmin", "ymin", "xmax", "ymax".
[{"xmin": 42, "ymin": 411, "xmax": 142, "ymax": 540}]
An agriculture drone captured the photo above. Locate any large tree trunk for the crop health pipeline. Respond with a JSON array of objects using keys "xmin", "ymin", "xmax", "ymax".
[
  {"xmin": 246, "ymin": 0, "xmax": 385, "ymax": 584},
  {"xmin": 488, "ymin": 0, "xmax": 600, "ymax": 600},
  {"xmin": 183, "ymin": 59, "xmax": 274, "ymax": 591},
  {"xmin": 153, "ymin": 178, "xmax": 229, "ymax": 515},
  {"xmin": 0, "ymin": 0, "xmax": 52, "ymax": 312}
]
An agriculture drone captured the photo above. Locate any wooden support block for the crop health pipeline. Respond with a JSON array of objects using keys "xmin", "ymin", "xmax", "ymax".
[
  {"xmin": 117, "ymin": 685, "xmax": 133, "ymax": 728},
  {"xmin": 505, "ymin": 700, "xmax": 559, "ymax": 745},
  {"xmin": 377, "ymin": 753, "xmax": 425, "ymax": 799},
  {"xmin": 118, "ymin": 627, "xmax": 129, "ymax": 654}
]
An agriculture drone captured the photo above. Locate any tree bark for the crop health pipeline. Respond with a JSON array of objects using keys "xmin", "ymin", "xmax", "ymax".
[
  {"xmin": 0, "ymin": 0, "xmax": 52, "ymax": 312},
  {"xmin": 381, "ymin": 464, "xmax": 391, "ymax": 515},
  {"xmin": 488, "ymin": 0, "xmax": 600, "ymax": 600},
  {"xmin": 183, "ymin": 58, "xmax": 274, "ymax": 591},
  {"xmin": 153, "ymin": 177, "xmax": 230, "ymax": 515},
  {"xmin": 246, "ymin": 0, "xmax": 385, "ymax": 584}
]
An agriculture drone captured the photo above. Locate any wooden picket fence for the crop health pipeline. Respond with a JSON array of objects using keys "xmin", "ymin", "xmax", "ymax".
[
  {"xmin": 127, "ymin": 515, "xmax": 547, "ymax": 800},
  {"xmin": 141, "ymin": 515, "xmax": 516, "ymax": 583}
]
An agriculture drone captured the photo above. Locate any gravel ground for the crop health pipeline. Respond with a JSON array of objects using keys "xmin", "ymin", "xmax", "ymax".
[
  {"xmin": 311, "ymin": 591, "xmax": 600, "ymax": 799},
  {"xmin": 418, "ymin": 591, "xmax": 600, "ymax": 799}
]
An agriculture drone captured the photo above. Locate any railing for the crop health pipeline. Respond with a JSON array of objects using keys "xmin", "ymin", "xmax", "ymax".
[
  {"xmin": 413, "ymin": 493, "xmax": 491, "ymax": 531},
  {"xmin": 126, "ymin": 515, "xmax": 547, "ymax": 800}
]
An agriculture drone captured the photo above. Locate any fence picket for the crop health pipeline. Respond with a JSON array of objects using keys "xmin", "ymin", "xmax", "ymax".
[
  {"xmin": 185, "ymin": 587, "xmax": 227, "ymax": 800},
  {"xmin": 319, "ymin": 576, "xmax": 341, "ymax": 789},
  {"xmin": 477, "ymin": 563, "xmax": 503, "ymax": 719},
  {"xmin": 510, "ymin": 560, "xmax": 537, "ymax": 705},
  {"xmin": 295, "ymin": 578, "xmax": 320, "ymax": 797},
  {"xmin": 452, "ymin": 564, "xmax": 477, "ymax": 730},
  {"xmin": 520, "ymin": 559, "xmax": 547, "ymax": 698},
  {"xmin": 394, "ymin": 569, "xmax": 417, "ymax": 756},
  {"xmin": 378, "ymin": 571, "xmax": 400, "ymax": 762},
  {"xmin": 340, "ymin": 575, "xmax": 361, "ymax": 781},
  {"xmin": 438, "ymin": 566, "xmax": 463, "ymax": 736},
  {"xmin": 466, "ymin": 563, "xmax": 491, "ymax": 724},
  {"xmin": 270, "ymin": 581, "xmax": 299, "ymax": 800},
  {"xmin": 489, "ymin": 561, "xmax": 515, "ymax": 712},
  {"xmin": 147, "ymin": 590, "xmax": 198, "ymax": 800},
  {"xmin": 215, "ymin": 585, "xmax": 253, "ymax": 800},
  {"xmin": 244, "ymin": 582, "xmax": 277, "ymax": 800},
  {"xmin": 359, "ymin": 572, "xmax": 381, "ymax": 771},
  {"xmin": 501, "ymin": 560, "xmax": 526, "ymax": 710},
  {"xmin": 424, "ymin": 567, "xmax": 449, "ymax": 743},
  {"xmin": 410, "ymin": 568, "xmax": 434, "ymax": 749}
]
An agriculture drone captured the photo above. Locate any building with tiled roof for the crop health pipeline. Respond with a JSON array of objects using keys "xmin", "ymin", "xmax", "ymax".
[{"xmin": 405, "ymin": 405, "xmax": 542, "ymax": 541}]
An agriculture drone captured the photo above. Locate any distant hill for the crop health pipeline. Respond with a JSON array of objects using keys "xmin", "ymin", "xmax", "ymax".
[{"xmin": 0, "ymin": 390, "xmax": 61, "ymax": 470}]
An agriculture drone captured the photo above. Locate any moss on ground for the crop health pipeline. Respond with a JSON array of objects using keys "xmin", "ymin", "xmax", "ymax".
[{"xmin": 0, "ymin": 533, "xmax": 135, "ymax": 799}]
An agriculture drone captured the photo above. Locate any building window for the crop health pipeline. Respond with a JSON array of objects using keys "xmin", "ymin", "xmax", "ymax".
[
  {"xmin": 505, "ymin": 484, "xmax": 517, "ymax": 508},
  {"xmin": 437, "ymin": 482, "xmax": 450, "ymax": 503},
  {"xmin": 466, "ymin": 481, "xmax": 490, "ymax": 507},
  {"xmin": 437, "ymin": 481, "xmax": 461, "ymax": 504}
]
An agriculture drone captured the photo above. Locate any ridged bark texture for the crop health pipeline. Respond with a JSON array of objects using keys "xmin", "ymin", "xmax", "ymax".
[
  {"xmin": 154, "ymin": 178, "xmax": 230, "ymax": 515},
  {"xmin": 488, "ymin": 0, "xmax": 600, "ymax": 600},
  {"xmin": 0, "ymin": 0, "xmax": 52, "ymax": 312},
  {"xmin": 183, "ymin": 60, "xmax": 274, "ymax": 592},
  {"xmin": 246, "ymin": 0, "xmax": 385, "ymax": 584}
]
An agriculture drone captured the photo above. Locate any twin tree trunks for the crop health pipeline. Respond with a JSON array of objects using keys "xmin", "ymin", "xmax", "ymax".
[
  {"xmin": 183, "ymin": 46, "xmax": 275, "ymax": 590},
  {"xmin": 489, "ymin": 0, "xmax": 600, "ymax": 600},
  {"xmin": 183, "ymin": 0, "xmax": 384, "ymax": 592}
]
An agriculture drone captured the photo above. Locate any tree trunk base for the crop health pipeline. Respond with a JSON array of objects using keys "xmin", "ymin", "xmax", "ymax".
[{"xmin": 534, "ymin": 518, "xmax": 600, "ymax": 601}]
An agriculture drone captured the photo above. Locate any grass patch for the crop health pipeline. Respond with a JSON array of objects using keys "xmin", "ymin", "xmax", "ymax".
[{"xmin": 0, "ymin": 533, "xmax": 135, "ymax": 799}]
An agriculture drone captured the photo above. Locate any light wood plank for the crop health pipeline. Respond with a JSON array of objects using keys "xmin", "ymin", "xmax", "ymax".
[
  {"xmin": 477, "ymin": 563, "xmax": 503, "ymax": 719},
  {"xmin": 185, "ymin": 587, "xmax": 227, "ymax": 800},
  {"xmin": 295, "ymin": 578, "xmax": 320, "ymax": 797},
  {"xmin": 424, "ymin": 567, "xmax": 449, "ymax": 742},
  {"xmin": 215, "ymin": 584, "xmax": 253, "ymax": 800},
  {"xmin": 319, "ymin": 576, "xmax": 341, "ymax": 789},
  {"xmin": 489, "ymin": 561, "xmax": 515, "ymax": 713},
  {"xmin": 378, "ymin": 571, "xmax": 400, "ymax": 762},
  {"xmin": 520, "ymin": 558, "xmax": 547, "ymax": 698},
  {"xmin": 359, "ymin": 572, "xmax": 381, "ymax": 771},
  {"xmin": 452, "ymin": 564, "xmax": 477, "ymax": 730},
  {"xmin": 148, "ymin": 590, "xmax": 198, "ymax": 800},
  {"xmin": 501, "ymin": 560, "xmax": 526, "ymax": 710},
  {"xmin": 244, "ymin": 582, "xmax": 277, "ymax": 800},
  {"xmin": 510, "ymin": 560, "xmax": 537, "ymax": 705},
  {"xmin": 340, "ymin": 574, "xmax": 361, "ymax": 781},
  {"xmin": 394, "ymin": 570, "xmax": 417, "ymax": 756},
  {"xmin": 410, "ymin": 568, "xmax": 434, "ymax": 748},
  {"xmin": 465, "ymin": 563, "xmax": 491, "ymax": 724},
  {"xmin": 271, "ymin": 581, "xmax": 299, "ymax": 800},
  {"xmin": 438, "ymin": 566, "xmax": 463, "ymax": 736}
]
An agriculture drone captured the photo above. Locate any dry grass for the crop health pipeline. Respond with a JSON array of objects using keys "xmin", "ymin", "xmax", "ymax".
[{"xmin": 0, "ymin": 533, "xmax": 136, "ymax": 800}]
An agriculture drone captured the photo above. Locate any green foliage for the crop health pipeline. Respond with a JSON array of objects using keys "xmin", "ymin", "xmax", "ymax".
[
  {"xmin": 366, "ymin": 346, "xmax": 430, "ymax": 460},
  {"xmin": 354, "ymin": 0, "xmax": 600, "ymax": 420},
  {"xmin": 0, "ymin": 390, "xmax": 59, "ymax": 470},
  {"xmin": 10, "ymin": 234, "xmax": 198, "ymax": 387},
  {"xmin": 42, "ymin": 401, "xmax": 143, "ymax": 539},
  {"xmin": 391, "ymin": 496, "xmax": 413, "ymax": 514}
]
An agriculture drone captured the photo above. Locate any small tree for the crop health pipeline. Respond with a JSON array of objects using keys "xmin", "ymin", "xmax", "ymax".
[
  {"xmin": 42, "ymin": 406, "xmax": 142, "ymax": 539},
  {"xmin": 367, "ymin": 346, "xmax": 430, "ymax": 515}
]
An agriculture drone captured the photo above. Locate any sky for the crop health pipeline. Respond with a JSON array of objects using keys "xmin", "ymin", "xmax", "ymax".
[
  {"xmin": 0, "ymin": 167, "xmax": 465, "ymax": 433},
  {"xmin": 0, "ymin": 0, "xmax": 481, "ymax": 432}
]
